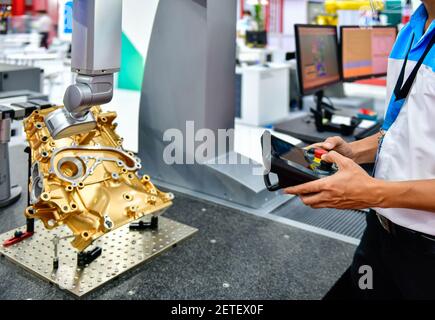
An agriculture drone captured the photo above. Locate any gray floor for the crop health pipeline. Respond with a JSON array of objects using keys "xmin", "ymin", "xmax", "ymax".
[{"xmin": 0, "ymin": 145, "xmax": 356, "ymax": 300}]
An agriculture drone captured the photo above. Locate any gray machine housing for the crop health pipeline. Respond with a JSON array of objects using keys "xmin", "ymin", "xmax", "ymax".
[
  {"xmin": 0, "ymin": 65, "xmax": 45, "ymax": 207},
  {"xmin": 0, "ymin": 64, "xmax": 42, "ymax": 93},
  {"xmin": 0, "ymin": 92, "xmax": 50, "ymax": 208},
  {"xmin": 139, "ymin": 0, "xmax": 288, "ymax": 213}
]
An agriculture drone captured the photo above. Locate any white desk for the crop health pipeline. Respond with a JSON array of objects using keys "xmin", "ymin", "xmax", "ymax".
[
  {"xmin": 4, "ymin": 52, "xmax": 60, "ymax": 66},
  {"xmin": 0, "ymin": 33, "xmax": 41, "ymax": 47},
  {"xmin": 238, "ymin": 46, "xmax": 277, "ymax": 64}
]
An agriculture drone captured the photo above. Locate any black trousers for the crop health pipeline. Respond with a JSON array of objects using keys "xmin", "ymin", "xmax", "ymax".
[{"xmin": 324, "ymin": 211, "xmax": 435, "ymax": 300}]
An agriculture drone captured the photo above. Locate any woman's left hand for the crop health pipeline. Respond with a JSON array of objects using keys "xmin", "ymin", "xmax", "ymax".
[{"xmin": 284, "ymin": 151, "xmax": 382, "ymax": 210}]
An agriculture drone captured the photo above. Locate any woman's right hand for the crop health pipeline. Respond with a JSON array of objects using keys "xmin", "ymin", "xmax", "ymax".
[{"xmin": 307, "ymin": 136, "xmax": 354, "ymax": 160}]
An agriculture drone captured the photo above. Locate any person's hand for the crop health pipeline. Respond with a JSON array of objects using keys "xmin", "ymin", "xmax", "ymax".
[
  {"xmin": 284, "ymin": 151, "xmax": 382, "ymax": 210},
  {"xmin": 308, "ymin": 136, "xmax": 354, "ymax": 160}
]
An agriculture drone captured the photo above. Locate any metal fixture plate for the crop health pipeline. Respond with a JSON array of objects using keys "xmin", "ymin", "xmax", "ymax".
[{"xmin": 0, "ymin": 217, "xmax": 197, "ymax": 297}]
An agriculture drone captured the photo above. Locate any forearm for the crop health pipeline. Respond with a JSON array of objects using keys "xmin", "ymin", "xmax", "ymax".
[
  {"xmin": 374, "ymin": 179, "xmax": 435, "ymax": 213},
  {"xmin": 349, "ymin": 132, "xmax": 381, "ymax": 164}
]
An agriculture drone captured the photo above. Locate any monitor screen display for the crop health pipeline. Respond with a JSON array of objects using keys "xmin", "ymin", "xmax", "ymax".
[
  {"xmin": 295, "ymin": 25, "xmax": 341, "ymax": 95},
  {"xmin": 341, "ymin": 27, "xmax": 397, "ymax": 81}
]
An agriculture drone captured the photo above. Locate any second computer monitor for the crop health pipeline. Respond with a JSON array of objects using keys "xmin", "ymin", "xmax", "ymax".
[
  {"xmin": 341, "ymin": 26, "xmax": 397, "ymax": 81},
  {"xmin": 295, "ymin": 25, "xmax": 341, "ymax": 96}
]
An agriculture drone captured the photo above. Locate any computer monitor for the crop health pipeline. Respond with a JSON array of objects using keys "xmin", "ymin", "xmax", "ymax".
[
  {"xmin": 294, "ymin": 24, "xmax": 341, "ymax": 96},
  {"xmin": 340, "ymin": 26, "xmax": 397, "ymax": 81},
  {"xmin": 246, "ymin": 31, "xmax": 268, "ymax": 48}
]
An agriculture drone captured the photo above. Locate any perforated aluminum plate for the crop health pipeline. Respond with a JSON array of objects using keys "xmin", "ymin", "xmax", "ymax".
[{"xmin": 0, "ymin": 217, "xmax": 197, "ymax": 297}]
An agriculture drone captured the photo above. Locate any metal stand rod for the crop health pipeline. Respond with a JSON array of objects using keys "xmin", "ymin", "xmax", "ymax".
[
  {"xmin": 51, "ymin": 235, "xmax": 74, "ymax": 270},
  {"xmin": 24, "ymin": 146, "xmax": 34, "ymax": 233}
]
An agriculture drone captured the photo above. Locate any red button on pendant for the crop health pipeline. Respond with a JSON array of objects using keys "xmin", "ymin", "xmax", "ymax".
[{"xmin": 314, "ymin": 148, "xmax": 327, "ymax": 159}]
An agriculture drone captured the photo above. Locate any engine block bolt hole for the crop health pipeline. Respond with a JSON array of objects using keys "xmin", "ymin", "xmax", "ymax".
[
  {"xmin": 41, "ymin": 193, "xmax": 50, "ymax": 201},
  {"xmin": 123, "ymin": 193, "xmax": 133, "ymax": 201}
]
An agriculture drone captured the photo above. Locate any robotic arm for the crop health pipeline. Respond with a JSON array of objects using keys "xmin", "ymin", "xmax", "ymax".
[{"xmin": 46, "ymin": 0, "xmax": 122, "ymax": 139}]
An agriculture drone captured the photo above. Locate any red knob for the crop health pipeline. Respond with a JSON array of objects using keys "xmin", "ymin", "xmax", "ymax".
[{"xmin": 314, "ymin": 148, "xmax": 327, "ymax": 159}]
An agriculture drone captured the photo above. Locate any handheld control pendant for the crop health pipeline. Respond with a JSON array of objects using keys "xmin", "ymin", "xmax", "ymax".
[{"xmin": 261, "ymin": 131, "xmax": 337, "ymax": 191}]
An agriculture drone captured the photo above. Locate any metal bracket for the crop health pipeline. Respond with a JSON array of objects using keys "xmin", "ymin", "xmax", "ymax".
[
  {"xmin": 129, "ymin": 216, "xmax": 159, "ymax": 231},
  {"xmin": 77, "ymin": 247, "xmax": 103, "ymax": 268},
  {"xmin": 2, "ymin": 230, "xmax": 34, "ymax": 247}
]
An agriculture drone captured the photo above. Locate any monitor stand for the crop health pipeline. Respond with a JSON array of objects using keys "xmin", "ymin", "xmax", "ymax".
[{"xmin": 310, "ymin": 90, "xmax": 361, "ymax": 135}]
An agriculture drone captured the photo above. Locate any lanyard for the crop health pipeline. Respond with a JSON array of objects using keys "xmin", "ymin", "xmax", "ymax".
[
  {"xmin": 382, "ymin": 31, "xmax": 435, "ymax": 131},
  {"xmin": 373, "ymin": 30, "xmax": 434, "ymax": 177}
]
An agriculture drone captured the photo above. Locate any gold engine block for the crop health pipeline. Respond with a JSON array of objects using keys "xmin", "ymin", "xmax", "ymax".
[{"xmin": 23, "ymin": 106, "xmax": 173, "ymax": 251}]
